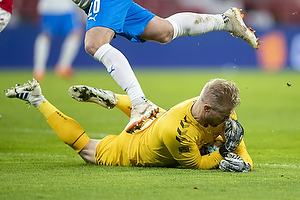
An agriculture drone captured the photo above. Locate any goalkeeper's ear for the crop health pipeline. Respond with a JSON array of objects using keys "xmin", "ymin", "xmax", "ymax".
[{"xmin": 203, "ymin": 104, "xmax": 212, "ymax": 113}]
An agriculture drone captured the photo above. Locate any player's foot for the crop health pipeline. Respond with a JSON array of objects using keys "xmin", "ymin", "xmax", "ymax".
[
  {"xmin": 33, "ymin": 70, "xmax": 45, "ymax": 82},
  {"xmin": 72, "ymin": 0, "xmax": 91, "ymax": 10},
  {"xmin": 4, "ymin": 78, "xmax": 46, "ymax": 107},
  {"xmin": 224, "ymin": 7, "xmax": 259, "ymax": 50},
  {"xmin": 55, "ymin": 65, "xmax": 74, "ymax": 79},
  {"xmin": 68, "ymin": 85, "xmax": 118, "ymax": 109},
  {"xmin": 125, "ymin": 102, "xmax": 160, "ymax": 133}
]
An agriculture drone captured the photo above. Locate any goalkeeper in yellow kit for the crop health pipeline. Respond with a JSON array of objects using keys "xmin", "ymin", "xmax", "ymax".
[{"xmin": 5, "ymin": 78, "xmax": 252, "ymax": 172}]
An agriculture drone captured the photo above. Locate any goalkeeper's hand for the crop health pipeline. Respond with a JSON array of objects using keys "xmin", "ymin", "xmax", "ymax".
[
  {"xmin": 224, "ymin": 117, "xmax": 244, "ymax": 151},
  {"xmin": 72, "ymin": 0, "xmax": 91, "ymax": 9},
  {"xmin": 219, "ymin": 153, "xmax": 251, "ymax": 172},
  {"xmin": 219, "ymin": 117, "xmax": 244, "ymax": 156}
]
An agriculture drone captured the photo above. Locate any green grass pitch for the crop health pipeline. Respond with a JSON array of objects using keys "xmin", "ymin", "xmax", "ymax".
[{"xmin": 0, "ymin": 69, "xmax": 300, "ymax": 200}]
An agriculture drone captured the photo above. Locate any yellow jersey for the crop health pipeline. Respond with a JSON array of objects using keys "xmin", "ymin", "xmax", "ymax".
[{"xmin": 95, "ymin": 98, "xmax": 253, "ymax": 169}]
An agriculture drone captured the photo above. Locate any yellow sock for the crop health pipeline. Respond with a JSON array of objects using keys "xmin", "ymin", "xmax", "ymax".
[
  {"xmin": 38, "ymin": 101, "xmax": 90, "ymax": 153},
  {"xmin": 115, "ymin": 94, "xmax": 132, "ymax": 117}
]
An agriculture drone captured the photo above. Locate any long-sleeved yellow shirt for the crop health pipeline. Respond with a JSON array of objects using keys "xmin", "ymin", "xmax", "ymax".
[{"xmin": 95, "ymin": 98, "xmax": 253, "ymax": 169}]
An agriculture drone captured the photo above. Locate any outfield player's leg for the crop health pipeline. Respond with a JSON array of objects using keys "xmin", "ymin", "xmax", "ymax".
[
  {"xmin": 74, "ymin": 2, "xmax": 258, "ymax": 50},
  {"xmin": 84, "ymin": 0, "xmax": 159, "ymax": 133},
  {"xmin": 55, "ymin": 12, "xmax": 83, "ymax": 78},
  {"xmin": 85, "ymin": 0, "xmax": 145, "ymax": 106},
  {"xmin": 33, "ymin": 14, "xmax": 56, "ymax": 82},
  {"xmin": 33, "ymin": 33, "xmax": 50, "ymax": 81},
  {"xmin": 139, "ymin": 8, "xmax": 259, "ymax": 49}
]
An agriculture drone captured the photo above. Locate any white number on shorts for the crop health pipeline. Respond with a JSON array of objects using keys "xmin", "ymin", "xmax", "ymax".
[{"xmin": 93, "ymin": 0, "xmax": 100, "ymax": 13}]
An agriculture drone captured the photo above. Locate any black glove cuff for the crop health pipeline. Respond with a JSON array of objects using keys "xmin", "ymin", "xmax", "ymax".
[{"xmin": 219, "ymin": 145, "xmax": 229, "ymax": 157}]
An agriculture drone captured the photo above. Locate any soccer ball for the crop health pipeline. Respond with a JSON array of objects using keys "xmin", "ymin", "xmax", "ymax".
[{"xmin": 200, "ymin": 139, "xmax": 224, "ymax": 155}]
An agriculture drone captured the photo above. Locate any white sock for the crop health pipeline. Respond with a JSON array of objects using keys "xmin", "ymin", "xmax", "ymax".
[
  {"xmin": 57, "ymin": 32, "xmax": 82, "ymax": 68},
  {"xmin": 166, "ymin": 13, "xmax": 226, "ymax": 39},
  {"xmin": 93, "ymin": 43, "xmax": 147, "ymax": 106},
  {"xmin": 33, "ymin": 34, "xmax": 50, "ymax": 72}
]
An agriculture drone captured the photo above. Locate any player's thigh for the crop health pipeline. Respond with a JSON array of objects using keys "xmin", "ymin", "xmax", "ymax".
[
  {"xmin": 139, "ymin": 16, "xmax": 174, "ymax": 43},
  {"xmin": 120, "ymin": 2, "xmax": 155, "ymax": 43}
]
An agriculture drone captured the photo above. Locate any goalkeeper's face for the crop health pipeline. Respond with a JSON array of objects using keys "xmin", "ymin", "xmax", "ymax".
[{"xmin": 206, "ymin": 106, "xmax": 233, "ymax": 127}]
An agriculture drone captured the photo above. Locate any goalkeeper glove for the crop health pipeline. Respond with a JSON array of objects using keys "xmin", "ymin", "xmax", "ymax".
[
  {"xmin": 72, "ymin": 0, "xmax": 91, "ymax": 9},
  {"xmin": 219, "ymin": 153, "xmax": 251, "ymax": 172},
  {"xmin": 219, "ymin": 117, "xmax": 244, "ymax": 157}
]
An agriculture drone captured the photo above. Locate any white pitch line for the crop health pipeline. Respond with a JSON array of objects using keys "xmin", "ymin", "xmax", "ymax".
[
  {"xmin": 1, "ymin": 127, "xmax": 55, "ymax": 134},
  {"xmin": 259, "ymin": 163, "xmax": 300, "ymax": 168},
  {"xmin": 1, "ymin": 127, "xmax": 110, "ymax": 138},
  {"xmin": 0, "ymin": 152, "xmax": 68, "ymax": 158}
]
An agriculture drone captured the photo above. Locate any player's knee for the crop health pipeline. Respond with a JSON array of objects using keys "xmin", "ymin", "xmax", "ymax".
[
  {"xmin": 156, "ymin": 31, "xmax": 173, "ymax": 44},
  {"xmin": 159, "ymin": 32, "xmax": 173, "ymax": 44},
  {"xmin": 158, "ymin": 20, "xmax": 174, "ymax": 43},
  {"xmin": 84, "ymin": 41, "xmax": 98, "ymax": 56}
]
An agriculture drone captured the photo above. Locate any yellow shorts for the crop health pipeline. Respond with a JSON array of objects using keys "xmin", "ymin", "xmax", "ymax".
[{"xmin": 95, "ymin": 130, "xmax": 132, "ymax": 166}]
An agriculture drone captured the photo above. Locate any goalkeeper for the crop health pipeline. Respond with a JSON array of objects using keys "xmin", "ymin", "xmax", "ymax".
[{"xmin": 5, "ymin": 78, "xmax": 252, "ymax": 172}]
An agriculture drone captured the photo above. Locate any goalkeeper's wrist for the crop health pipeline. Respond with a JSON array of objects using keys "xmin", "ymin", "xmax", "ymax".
[{"xmin": 219, "ymin": 145, "xmax": 229, "ymax": 157}]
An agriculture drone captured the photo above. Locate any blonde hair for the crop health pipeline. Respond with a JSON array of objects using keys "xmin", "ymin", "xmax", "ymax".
[{"xmin": 199, "ymin": 78, "xmax": 241, "ymax": 111}]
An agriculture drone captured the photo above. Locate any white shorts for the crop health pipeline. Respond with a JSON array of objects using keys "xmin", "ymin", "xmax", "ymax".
[{"xmin": 0, "ymin": 8, "xmax": 12, "ymax": 32}]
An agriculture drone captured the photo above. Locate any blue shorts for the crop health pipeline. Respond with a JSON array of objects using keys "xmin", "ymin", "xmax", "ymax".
[
  {"xmin": 40, "ymin": 12, "xmax": 81, "ymax": 36},
  {"xmin": 86, "ymin": 0, "xmax": 155, "ymax": 43}
]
